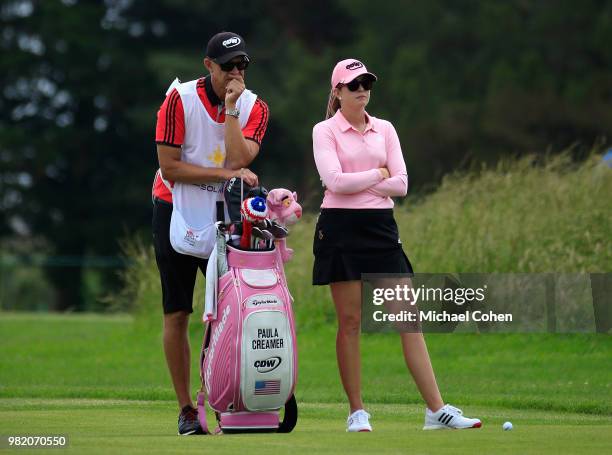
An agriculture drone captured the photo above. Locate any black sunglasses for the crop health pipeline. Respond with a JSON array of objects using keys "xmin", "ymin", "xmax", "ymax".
[
  {"xmin": 341, "ymin": 77, "xmax": 375, "ymax": 91},
  {"xmin": 219, "ymin": 58, "xmax": 249, "ymax": 72}
]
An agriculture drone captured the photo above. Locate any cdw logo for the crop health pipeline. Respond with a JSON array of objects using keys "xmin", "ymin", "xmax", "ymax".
[
  {"xmin": 254, "ymin": 356, "xmax": 282, "ymax": 373},
  {"xmin": 346, "ymin": 61, "xmax": 363, "ymax": 70},
  {"xmin": 222, "ymin": 37, "xmax": 241, "ymax": 48}
]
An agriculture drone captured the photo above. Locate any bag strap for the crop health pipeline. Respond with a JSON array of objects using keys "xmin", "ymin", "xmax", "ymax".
[
  {"xmin": 197, "ymin": 323, "xmax": 224, "ymax": 435},
  {"xmin": 196, "ymin": 391, "xmax": 209, "ymax": 434},
  {"xmin": 197, "ymin": 324, "xmax": 212, "ymax": 434},
  {"xmin": 240, "ymin": 172, "xmax": 244, "ymax": 220}
]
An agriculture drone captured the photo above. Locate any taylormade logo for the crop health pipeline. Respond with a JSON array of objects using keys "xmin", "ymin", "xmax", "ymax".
[
  {"xmin": 254, "ymin": 356, "xmax": 282, "ymax": 373},
  {"xmin": 346, "ymin": 61, "xmax": 363, "ymax": 70},
  {"xmin": 222, "ymin": 37, "xmax": 241, "ymax": 48},
  {"xmin": 246, "ymin": 294, "xmax": 281, "ymax": 308}
]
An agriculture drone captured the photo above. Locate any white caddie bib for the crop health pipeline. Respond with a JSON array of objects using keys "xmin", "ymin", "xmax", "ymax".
[{"xmin": 166, "ymin": 78, "xmax": 257, "ymax": 258}]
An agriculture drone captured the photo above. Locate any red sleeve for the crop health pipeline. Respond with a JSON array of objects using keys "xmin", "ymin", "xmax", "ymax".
[
  {"xmin": 155, "ymin": 88, "xmax": 185, "ymax": 147},
  {"xmin": 242, "ymin": 98, "xmax": 269, "ymax": 145}
]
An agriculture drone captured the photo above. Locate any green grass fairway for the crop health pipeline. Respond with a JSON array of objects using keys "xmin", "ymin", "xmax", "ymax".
[
  {"xmin": 0, "ymin": 314, "xmax": 610, "ymax": 453},
  {"xmin": 1, "ymin": 400, "xmax": 610, "ymax": 454}
]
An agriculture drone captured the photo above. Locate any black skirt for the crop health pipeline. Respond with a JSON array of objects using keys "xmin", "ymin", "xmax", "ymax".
[{"xmin": 312, "ymin": 208, "xmax": 413, "ymax": 285}]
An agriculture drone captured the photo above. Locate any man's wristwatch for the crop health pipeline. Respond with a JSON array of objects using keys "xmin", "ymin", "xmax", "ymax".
[{"xmin": 225, "ymin": 107, "xmax": 240, "ymax": 118}]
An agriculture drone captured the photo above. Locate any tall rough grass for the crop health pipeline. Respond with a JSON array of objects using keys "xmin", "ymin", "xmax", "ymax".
[
  {"xmin": 400, "ymin": 154, "xmax": 611, "ymax": 273},
  {"xmin": 112, "ymin": 154, "xmax": 611, "ymax": 328}
]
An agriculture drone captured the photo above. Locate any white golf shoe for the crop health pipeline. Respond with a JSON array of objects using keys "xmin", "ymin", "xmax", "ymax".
[
  {"xmin": 423, "ymin": 404, "xmax": 482, "ymax": 430},
  {"xmin": 347, "ymin": 409, "xmax": 372, "ymax": 432}
]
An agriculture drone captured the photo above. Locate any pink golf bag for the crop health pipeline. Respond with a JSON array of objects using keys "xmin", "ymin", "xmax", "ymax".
[{"xmin": 197, "ymin": 241, "xmax": 298, "ymax": 433}]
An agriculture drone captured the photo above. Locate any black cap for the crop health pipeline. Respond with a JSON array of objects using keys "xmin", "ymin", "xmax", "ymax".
[{"xmin": 206, "ymin": 32, "xmax": 249, "ymax": 64}]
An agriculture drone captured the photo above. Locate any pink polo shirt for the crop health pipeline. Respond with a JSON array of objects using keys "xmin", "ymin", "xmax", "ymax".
[{"xmin": 312, "ymin": 110, "xmax": 408, "ymax": 209}]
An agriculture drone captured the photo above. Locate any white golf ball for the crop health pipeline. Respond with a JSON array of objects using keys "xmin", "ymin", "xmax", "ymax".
[{"xmin": 503, "ymin": 421, "xmax": 513, "ymax": 431}]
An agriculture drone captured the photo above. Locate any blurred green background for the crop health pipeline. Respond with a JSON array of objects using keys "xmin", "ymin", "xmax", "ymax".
[
  {"xmin": 1, "ymin": 4, "xmax": 611, "ymax": 452},
  {"xmin": 0, "ymin": 0, "xmax": 611, "ymax": 311}
]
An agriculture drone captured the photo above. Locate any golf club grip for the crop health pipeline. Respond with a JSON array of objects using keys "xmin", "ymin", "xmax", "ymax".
[
  {"xmin": 216, "ymin": 201, "xmax": 224, "ymax": 223},
  {"xmin": 224, "ymin": 176, "xmax": 250, "ymax": 223}
]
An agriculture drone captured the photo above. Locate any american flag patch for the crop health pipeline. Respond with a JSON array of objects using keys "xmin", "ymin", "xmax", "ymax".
[{"xmin": 254, "ymin": 380, "xmax": 281, "ymax": 395}]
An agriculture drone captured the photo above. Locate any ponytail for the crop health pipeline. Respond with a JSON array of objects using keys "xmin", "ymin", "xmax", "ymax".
[{"xmin": 325, "ymin": 88, "xmax": 341, "ymax": 119}]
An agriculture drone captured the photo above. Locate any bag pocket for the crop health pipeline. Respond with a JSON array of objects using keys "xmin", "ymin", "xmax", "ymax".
[
  {"xmin": 240, "ymin": 310, "xmax": 294, "ymax": 411},
  {"xmin": 169, "ymin": 206, "xmax": 216, "ymax": 258},
  {"xmin": 240, "ymin": 268, "xmax": 278, "ymax": 289}
]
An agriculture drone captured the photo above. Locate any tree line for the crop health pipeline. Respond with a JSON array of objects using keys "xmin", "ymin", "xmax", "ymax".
[{"xmin": 1, "ymin": 0, "xmax": 610, "ymax": 310}]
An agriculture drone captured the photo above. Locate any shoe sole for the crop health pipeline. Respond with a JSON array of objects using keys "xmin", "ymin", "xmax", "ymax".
[
  {"xmin": 423, "ymin": 421, "xmax": 482, "ymax": 430},
  {"xmin": 178, "ymin": 428, "xmax": 207, "ymax": 435}
]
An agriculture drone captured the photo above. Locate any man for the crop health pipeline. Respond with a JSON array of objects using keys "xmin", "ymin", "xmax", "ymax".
[{"xmin": 152, "ymin": 31, "xmax": 269, "ymax": 435}]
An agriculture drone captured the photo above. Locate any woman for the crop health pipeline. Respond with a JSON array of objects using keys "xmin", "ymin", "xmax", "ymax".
[{"xmin": 312, "ymin": 59, "xmax": 481, "ymax": 432}]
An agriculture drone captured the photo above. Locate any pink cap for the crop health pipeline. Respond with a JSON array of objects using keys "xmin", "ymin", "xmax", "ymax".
[{"xmin": 331, "ymin": 59, "xmax": 377, "ymax": 88}]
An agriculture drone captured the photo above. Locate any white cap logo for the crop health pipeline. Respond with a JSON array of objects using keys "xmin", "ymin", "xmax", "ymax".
[{"xmin": 222, "ymin": 37, "xmax": 241, "ymax": 48}]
